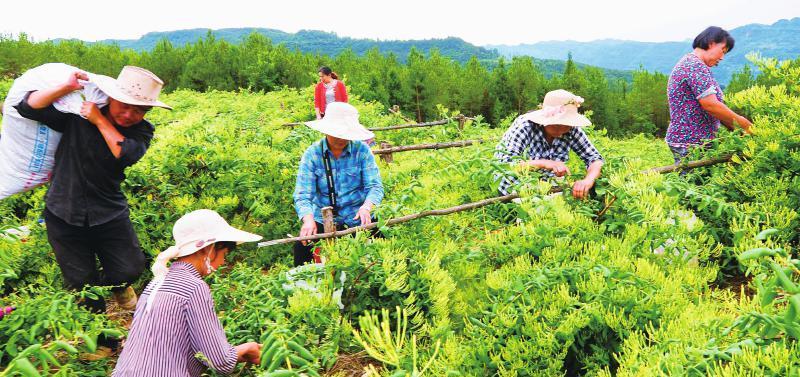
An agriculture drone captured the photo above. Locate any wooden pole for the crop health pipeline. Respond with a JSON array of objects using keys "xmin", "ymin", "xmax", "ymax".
[
  {"xmin": 643, "ymin": 154, "xmax": 734, "ymax": 174},
  {"xmin": 457, "ymin": 114, "xmax": 466, "ymax": 131},
  {"xmin": 258, "ymin": 155, "xmax": 739, "ymax": 248},
  {"xmin": 368, "ymin": 119, "xmax": 450, "ymax": 132},
  {"xmin": 372, "ymin": 140, "xmax": 483, "ymax": 155},
  {"xmin": 378, "ymin": 142, "xmax": 394, "ymax": 163},
  {"xmin": 258, "ymin": 193, "xmax": 522, "ymax": 247},
  {"xmin": 321, "ymin": 206, "xmax": 336, "ymax": 233}
]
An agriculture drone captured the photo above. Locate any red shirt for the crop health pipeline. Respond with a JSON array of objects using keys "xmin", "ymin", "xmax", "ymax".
[{"xmin": 314, "ymin": 80, "xmax": 348, "ymax": 115}]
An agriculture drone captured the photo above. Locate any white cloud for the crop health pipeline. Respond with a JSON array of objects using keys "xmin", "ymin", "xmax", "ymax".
[{"xmin": 2, "ymin": 0, "xmax": 797, "ymax": 45}]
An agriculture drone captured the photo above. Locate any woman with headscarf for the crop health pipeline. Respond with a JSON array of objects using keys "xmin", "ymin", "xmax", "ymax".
[{"xmin": 113, "ymin": 210, "xmax": 262, "ymax": 376}]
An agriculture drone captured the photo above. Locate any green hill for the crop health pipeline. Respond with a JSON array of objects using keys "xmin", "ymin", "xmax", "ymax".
[
  {"xmin": 74, "ymin": 28, "xmax": 631, "ymax": 80},
  {"xmin": 90, "ymin": 28, "xmax": 498, "ymax": 63},
  {"xmin": 488, "ymin": 17, "xmax": 800, "ymax": 83}
]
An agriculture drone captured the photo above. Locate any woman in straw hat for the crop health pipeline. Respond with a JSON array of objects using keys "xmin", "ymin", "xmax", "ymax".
[
  {"xmin": 113, "ymin": 209, "xmax": 262, "ymax": 376},
  {"xmin": 14, "ymin": 65, "xmax": 171, "ymax": 358},
  {"xmin": 495, "ymin": 89, "xmax": 604, "ymax": 200},
  {"xmin": 293, "ymin": 102, "xmax": 384, "ymax": 266}
]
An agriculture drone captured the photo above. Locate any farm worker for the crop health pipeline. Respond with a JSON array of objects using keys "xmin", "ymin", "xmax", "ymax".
[
  {"xmin": 113, "ymin": 209, "xmax": 262, "ymax": 376},
  {"xmin": 495, "ymin": 89, "xmax": 604, "ymax": 200},
  {"xmin": 665, "ymin": 26, "xmax": 753, "ymax": 163},
  {"xmin": 293, "ymin": 102, "xmax": 384, "ymax": 266},
  {"xmin": 314, "ymin": 66, "xmax": 348, "ymax": 120},
  {"xmin": 13, "ymin": 66, "xmax": 171, "ymax": 358}
]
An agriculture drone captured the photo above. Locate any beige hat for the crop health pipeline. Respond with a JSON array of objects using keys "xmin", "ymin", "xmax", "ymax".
[
  {"xmin": 304, "ymin": 102, "xmax": 374, "ymax": 141},
  {"xmin": 521, "ymin": 89, "xmax": 590, "ymax": 127},
  {"xmin": 89, "ymin": 66, "xmax": 172, "ymax": 110},
  {"xmin": 146, "ymin": 209, "xmax": 262, "ymax": 311},
  {"xmin": 165, "ymin": 209, "xmax": 262, "ymax": 259}
]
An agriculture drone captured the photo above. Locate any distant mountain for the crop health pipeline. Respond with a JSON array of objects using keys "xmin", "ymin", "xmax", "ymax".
[
  {"xmin": 89, "ymin": 28, "xmax": 499, "ymax": 63},
  {"xmin": 487, "ymin": 17, "xmax": 800, "ymax": 84},
  {"xmin": 75, "ymin": 27, "xmax": 632, "ymax": 80}
]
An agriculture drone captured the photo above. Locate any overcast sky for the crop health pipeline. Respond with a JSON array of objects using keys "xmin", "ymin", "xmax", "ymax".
[{"xmin": 3, "ymin": 0, "xmax": 797, "ymax": 46}]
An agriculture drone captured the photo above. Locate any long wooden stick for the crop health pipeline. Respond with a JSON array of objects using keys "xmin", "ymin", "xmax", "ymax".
[
  {"xmin": 284, "ymin": 116, "xmax": 473, "ymax": 131},
  {"xmin": 258, "ymin": 155, "xmax": 738, "ymax": 248},
  {"xmin": 257, "ymin": 193, "xmax": 520, "ymax": 247},
  {"xmin": 368, "ymin": 119, "xmax": 450, "ymax": 131},
  {"xmin": 643, "ymin": 154, "xmax": 734, "ymax": 174},
  {"xmin": 372, "ymin": 140, "xmax": 483, "ymax": 155}
]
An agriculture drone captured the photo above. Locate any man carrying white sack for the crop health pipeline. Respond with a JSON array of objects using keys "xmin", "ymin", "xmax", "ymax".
[
  {"xmin": 13, "ymin": 66, "xmax": 171, "ymax": 359},
  {"xmin": 0, "ymin": 63, "xmax": 108, "ymax": 199}
]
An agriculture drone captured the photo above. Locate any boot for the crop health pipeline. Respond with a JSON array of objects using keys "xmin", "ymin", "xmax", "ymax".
[{"xmin": 113, "ymin": 286, "xmax": 138, "ymax": 311}]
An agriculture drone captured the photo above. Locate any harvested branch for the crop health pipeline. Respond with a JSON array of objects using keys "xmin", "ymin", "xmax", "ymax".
[
  {"xmin": 281, "ymin": 122, "xmax": 304, "ymax": 127},
  {"xmin": 372, "ymin": 140, "xmax": 483, "ymax": 155}
]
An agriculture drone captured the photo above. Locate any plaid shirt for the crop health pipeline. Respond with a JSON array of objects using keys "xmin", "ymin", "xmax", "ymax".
[
  {"xmin": 494, "ymin": 115, "xmax": 604, "ymax": 195},
  {"xmin": 294, "ymin": 138, "xmax": 384, "ymax": 227}
]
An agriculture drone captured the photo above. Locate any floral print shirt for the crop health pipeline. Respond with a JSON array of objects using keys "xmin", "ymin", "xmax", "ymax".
[{"xmin": 665, "ymin": 53, "xmax": 723, "ymax": 146}]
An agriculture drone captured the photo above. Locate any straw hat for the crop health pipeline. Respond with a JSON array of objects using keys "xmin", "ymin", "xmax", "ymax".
[
  {"xmin": 304, "ymin": 102, "xmax": 374, "ymax": 141},
  {"xmin": 165, "ymin": 209, "xmax": 262, "ymax": 259},
  {"xmin": 89, "ymin": 66, "xmax": 172, "ymax": 110},
  {"xmin": 146, "ymin": 209, "xmax": 261, "ymax": 311},
  {"xmin": 521, "ymin": 89, "xmax": 590, "ymax": 127}
]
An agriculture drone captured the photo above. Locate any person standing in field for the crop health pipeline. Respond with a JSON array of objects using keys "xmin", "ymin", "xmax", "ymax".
[
  {"xmin": 314, "ymin": 66, "xmax": 348, "ymax": 120},
  {"xmin": 293, "ymin": 102, "xmax": 384, "ymax": 266},
  {"xmin": 13, "ymin": 66, "xmax": 171, "ymax": 359},
  {"xmin": 665, "ymin": 26, "xmax": 753, "ymax": 163},
  {"xmin": 113, "ymin": 209, "xmax": 263, "ymax": 377},
  {"xmin": 495, "ymin": 89, "xmax": 604, "ymax": 200}
]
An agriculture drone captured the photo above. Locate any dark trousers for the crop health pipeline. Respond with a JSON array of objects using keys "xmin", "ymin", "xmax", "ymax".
[
  {"xmin": 292, "ymin": 220, "xmax": 382, "ymax": 266},
  {"xmin": 45, "ymin": 207, "xmax": 145, "ymax": 313},
  {"xmin": 45, "ymin": 208, "xmax": 145, "ymax": 348}
]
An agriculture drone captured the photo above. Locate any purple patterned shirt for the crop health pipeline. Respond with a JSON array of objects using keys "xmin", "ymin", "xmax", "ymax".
[
  {"xmin": 113, "ymin": 262, "xmax": 237, "ymax": 377},
  {"xmin": 665, "ymin": 53, "xmax": 723, "ymax": 146}
]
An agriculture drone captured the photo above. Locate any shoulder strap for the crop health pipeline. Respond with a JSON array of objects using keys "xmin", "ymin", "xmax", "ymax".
[{"xmin": 320, "ymin": 141, "xmax": 338, "ymax": 217}]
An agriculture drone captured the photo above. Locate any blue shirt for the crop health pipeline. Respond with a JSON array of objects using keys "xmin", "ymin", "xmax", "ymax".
[{"xmin": 294, "ymin": 138, "xmax": 384, "ymax": 227}]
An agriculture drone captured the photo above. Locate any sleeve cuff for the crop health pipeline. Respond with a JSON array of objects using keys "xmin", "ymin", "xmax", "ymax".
[
  {"xmin": 366, "ymin": 195, "xmax": 383, "ymax": 206},
  {"xmin": 217, "ymin": 345, "xmax": 238, "ymax": 374},
  {"xmin": 696, "ymin": 86, "xmax": 717, "ymax": 100},
  {"xmin": 296, "ymin": 206, "xmax": 314, "ymax": 220}
]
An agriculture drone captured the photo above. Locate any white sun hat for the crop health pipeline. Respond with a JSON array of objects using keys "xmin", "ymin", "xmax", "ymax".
[
  {"xmin": 521, "ymin": 89, "xmax": 591, "ymax": 127},
  {"xmin": 146, "ymin": 209, "xmax": 262, "ymax": 311},
  {"xmin": 304, "ymin": 102, "xmax": 374, "ymax": 141},
  {"xmin": 89, "ymin": 66, "xmax": 172, "ymax": 110}
]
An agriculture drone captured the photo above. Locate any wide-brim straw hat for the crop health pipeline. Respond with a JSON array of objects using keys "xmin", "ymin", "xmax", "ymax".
[
  {"xmin": 521, "ymin": 89, "xmax": 590, "ymax": 127},
  {"xmin": 89, "ymin": 66, "xmax": 172, "ymax": 110},
  {"xmin": 168, "ymin": 209, "xmax": 262, "ymax": 258},
  {"xmin": 304, "ymin": 102, "xmax": 374, "ymax": 141}
]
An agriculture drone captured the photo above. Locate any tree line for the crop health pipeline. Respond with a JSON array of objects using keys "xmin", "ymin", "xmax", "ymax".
[{"xmin": 1, "ymin": 31, "xmax": 673, "ymax": 137}]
